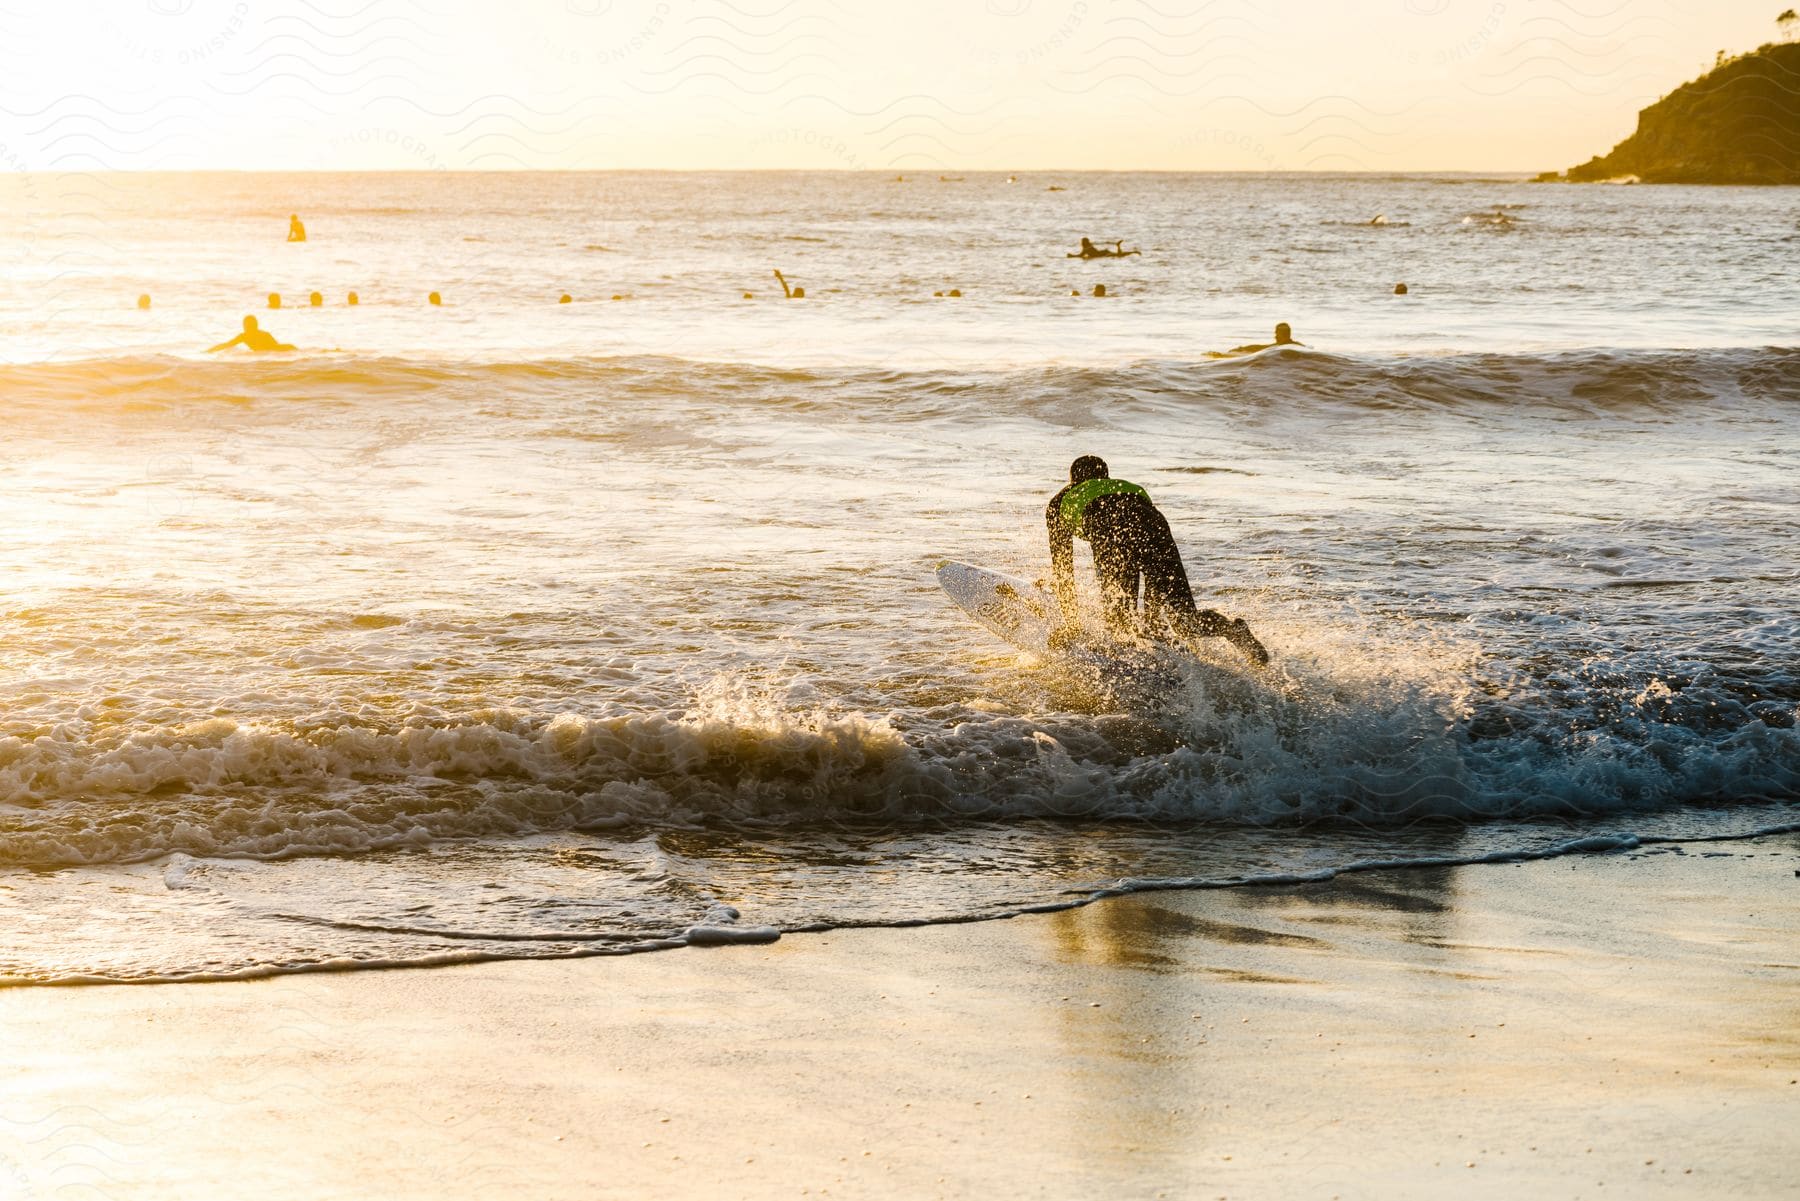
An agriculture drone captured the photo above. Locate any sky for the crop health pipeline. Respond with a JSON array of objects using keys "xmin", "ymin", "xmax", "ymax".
[{"xmin": 0, "ymin": 0, "xmax": 1787, "ymax": 172}]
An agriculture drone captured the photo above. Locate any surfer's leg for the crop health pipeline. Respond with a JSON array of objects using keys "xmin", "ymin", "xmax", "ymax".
[
  {"xmin": 1091, "ymin": 543, "xmax": 1138, "ymax": 635},
  {"xmin": 1223, "ymin": 619, "xmax": 1271, "ymax": 665},
  {"xmin": 1155, "ymin": 584, "xmax": 1231, "ymax": 641},
  {"xmin": 1166, "ymin": 597, "xmax": 1267, "ymax": 664},
  {"xmin": 1158, "ymin": 583, "xmax": 1267, "ymax": 664},
  {"xmin": 1139, "ymin": 537, "xmax": 1267, "ymax": 662},
  {"xmin": 1138, "ymin": 525, "xmax": 1203, "ymax": 629},
  {"xmin": 1175, "ymin": 607, "xmax": 1233, "ymax": 638},
  {"xmin": 1164, "ymin": 587, "xmax": 1270, "ymax": 665}
]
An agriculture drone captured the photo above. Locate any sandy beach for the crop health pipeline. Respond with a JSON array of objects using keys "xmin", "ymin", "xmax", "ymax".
[{"xmin": 3, "ymin": 833, "xmax": 1793, "ymax": 1200}]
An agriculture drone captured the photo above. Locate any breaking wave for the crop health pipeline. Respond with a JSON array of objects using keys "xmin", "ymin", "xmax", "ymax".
[
  {"xmin": 2, "ymin": 345, "xmax": 1796, "ymax": 423},
  {"xmin": 5, "ymin": 630, "xmax": 1795, "ymax": 869}
]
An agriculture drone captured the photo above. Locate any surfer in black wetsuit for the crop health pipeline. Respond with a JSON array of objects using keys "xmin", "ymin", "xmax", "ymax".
[
  {"xmin": 1067, "ymin": 237, "xmax": 1140, "ymax": 259},
  {"xmin": 1207, "ymin": 323, "xmax": 1302, "ymax": 358},
  {"xmin": 1046, "ymin": 455, "xmax": 1268, "ymax": 665},
  {"xmin": 207, "ymin": 315, "xmax": 295, "ymax": 353}
]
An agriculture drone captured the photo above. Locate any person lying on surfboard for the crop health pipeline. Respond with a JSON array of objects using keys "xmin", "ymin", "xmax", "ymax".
[
  {"xmin": 1066, "ymin": 237, "xmax": 1140, "ymax": 259},
  {"xmin": 1046, "ymin": 455, "xmax": 1269, "ymax": 665},
  {"xmin": 206, "ymin": 315, "xmax": 296, "ymax": 353},
  {"xmin": 1209, "ymin": 322, "xmax": 1302, "ymax": 358}
]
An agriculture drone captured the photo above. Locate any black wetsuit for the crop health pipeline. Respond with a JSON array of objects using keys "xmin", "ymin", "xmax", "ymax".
[{"xmin": 1046, "ymin": 484, "xmax": 1230, "ymax": 640}]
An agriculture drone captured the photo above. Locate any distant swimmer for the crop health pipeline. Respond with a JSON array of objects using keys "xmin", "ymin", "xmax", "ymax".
[
  {"xmin": 1215, "ymin": 322, "xmax": 1302, "ymax": 356},
  {"xmin": 309, "ymin": 291, "xmax": 323, "ymax": 307},
  {"xmin": 1092, "ymin": 284, "xmax": 1107, "ymax": 298},
  {"xmin": 773, "ymin": 269, "xmax": 804, "ymax": 300},
  {"xmin": 428, "ymin": 291, "xmax": 441, "ymax": 305},
  {"xmin": 347, "ymin": 291, "xmax": 359, "ymax": 305},
  {"xmin": 559, "ymin": 294, "xmax": 572, "ymax": 304},
  {"xmin": 136, "ymin": 294, "xmax": 151, "ymax": 310},
  {"xmin": 1067, "ymin": 237, "xmax": 1140, "ymax": 259},
  {"xmin": 1046, "ymin": 455, "xmax": 1268, "ymax": 665},
  {"xmin": 268, "ymin": 292, "xmax": 281, "ymax": 309},
  {"xmin": 1394, "ymin": 282, "xmax": 1409, "ymax": 295},
  {"xmin": 207, "ymin": 315, "xmax": 295, "ymax": 353},
  {"xmin": 287, "ymin": 214, "xmax": 306, "ymax": 243}
]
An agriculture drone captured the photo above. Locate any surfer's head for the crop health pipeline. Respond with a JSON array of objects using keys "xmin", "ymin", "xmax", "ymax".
[
  {"xmin": 242, "ymin": 315, "xmax": 260, "ymax": 333},
  {"xmin": 1274, "ymin": 322, "xmax": 1294, "ymax": 344},
  {"xmin": 1069, "ymin": 455, "xmax": 1109, "ymax": 484}
]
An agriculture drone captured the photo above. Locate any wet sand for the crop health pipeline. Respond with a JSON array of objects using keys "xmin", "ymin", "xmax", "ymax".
[{"xmin": 2, "ymin": 834, "xmax": 1795, "ymax": 1200}]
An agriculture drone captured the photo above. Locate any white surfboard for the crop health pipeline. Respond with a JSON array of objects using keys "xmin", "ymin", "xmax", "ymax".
[
  {"xmin": 935, "ymin": 561, "xmax": 1063, "ymax": 658},
  {"xmin": 935, "ymin": 561, "xmax": 1183, "ymax": 695}
]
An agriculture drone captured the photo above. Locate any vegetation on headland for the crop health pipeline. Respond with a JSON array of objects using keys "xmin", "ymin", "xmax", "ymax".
[{"xmin": 1540, "ymin": 16, "xmax": 1799, "ymax": 185}]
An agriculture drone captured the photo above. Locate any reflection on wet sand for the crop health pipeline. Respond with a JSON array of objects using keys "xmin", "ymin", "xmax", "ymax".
[{"xmin": 1029, "ymin": 834, "xmax": 1471, "ymax": 1182}]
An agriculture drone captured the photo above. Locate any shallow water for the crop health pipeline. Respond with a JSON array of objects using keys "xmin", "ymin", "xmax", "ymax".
[{"xmin": 1, "ymin": 172, "xmax": 1796, "ymax": 982}]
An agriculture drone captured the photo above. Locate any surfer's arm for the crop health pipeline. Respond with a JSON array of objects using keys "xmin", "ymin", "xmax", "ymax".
[
  {"xmin": 206, "ymin": 334, "xmax": 245, "ymax": 352},
  {"xmin": 1045, "ymin": 499, "xmax": 1078, "ymax": 627}
]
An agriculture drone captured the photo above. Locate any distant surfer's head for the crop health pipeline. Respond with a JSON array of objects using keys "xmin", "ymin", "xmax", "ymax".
[
  {"xmin": 242, "ymin": 315, "xmax": 260, "ymax": 332},
  {"xmin": 1393, "ymin": 282, "xmax": 1408, "ymax": 295},
  {"xmin": 1069, "ymin": 455, "xmax": 1109, "ymax": 484},
  {"xmin": 309, "ymin": 291, "xmax": 323, "ymax": 307},
  {"xmin": 1274, "ymin": 322, "xmax": 1293, "ymax": 343}
]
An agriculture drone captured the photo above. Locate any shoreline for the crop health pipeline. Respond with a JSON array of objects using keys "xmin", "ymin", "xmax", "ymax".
[
  {"xmin": 3, "ymin": 833, "xmax": 1795, "ymax": 1198},
  {"xmin": 6, "ymin": 814, "xmax": 1797, "ymax": 990}
]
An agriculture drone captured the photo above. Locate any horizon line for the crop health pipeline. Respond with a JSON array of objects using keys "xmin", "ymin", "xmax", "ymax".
[{"xmin": 7, "ymin": 167, "xmax": 1548, "ymax": 177}]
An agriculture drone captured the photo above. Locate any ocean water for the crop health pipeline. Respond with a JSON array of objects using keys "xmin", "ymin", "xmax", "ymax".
[{"xmin": 1, "ymin": 171, "xmax": 1796, "ymax": 984}]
